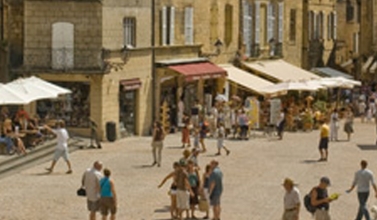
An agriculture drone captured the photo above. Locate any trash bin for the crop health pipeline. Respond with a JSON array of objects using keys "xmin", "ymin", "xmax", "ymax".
[{"xmin": 106, "ymin": 121, "xmax": 116, "ymax": 142}]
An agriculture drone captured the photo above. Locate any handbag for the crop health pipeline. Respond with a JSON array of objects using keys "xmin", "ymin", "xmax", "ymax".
[
  {"xmin": 76, "ymin": 187, "xmax": 86, "ymax": 197},
  {"xmin": 198, "ymin": 198, "xmax": 209, "ymax": 212}
]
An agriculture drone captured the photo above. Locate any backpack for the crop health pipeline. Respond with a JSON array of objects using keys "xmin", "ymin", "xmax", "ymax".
[{"xmin": 303, "ymin": 188, "xmax": 317, "ymax": 215}]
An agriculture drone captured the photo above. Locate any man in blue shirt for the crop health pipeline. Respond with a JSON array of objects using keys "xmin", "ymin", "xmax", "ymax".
[
  {"xmin": 209, "ymin": 160, "xmax": 223, "ymax": 220},
  {"xmin": 346, "ymin": 160, "xmax": 377, "ymax": 220}
]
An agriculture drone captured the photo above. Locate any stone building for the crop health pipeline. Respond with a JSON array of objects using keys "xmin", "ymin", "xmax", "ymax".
[
  {"xmin": 11, "ymin": 0, "xmax": 153, "ymax": 139},
  {"xmin": 153, "ymin": 0, "xmax": 239, "ymax": 127}
]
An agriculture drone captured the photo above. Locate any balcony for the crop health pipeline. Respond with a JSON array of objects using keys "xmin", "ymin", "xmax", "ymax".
[{"xmin": 22, "ymin": 47, "xmax": 106, "ymax": 73}]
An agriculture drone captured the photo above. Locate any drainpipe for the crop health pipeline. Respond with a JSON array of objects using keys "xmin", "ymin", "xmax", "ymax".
[{"xmin": 151, "ymin": 0, "xmax": 156, "ymax": 132}]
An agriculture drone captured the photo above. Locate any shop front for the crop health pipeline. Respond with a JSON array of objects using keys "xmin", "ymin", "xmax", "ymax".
[
  {"xmin": 155, "ymin": 60, "xmax": 227, "ymax": 129},
  {"xmin": 119, "ymin": 78, "xmax": 141, "ymax": 137}
]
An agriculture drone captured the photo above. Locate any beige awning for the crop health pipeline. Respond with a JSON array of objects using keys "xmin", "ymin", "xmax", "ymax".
[
  {"xmin": 362, "ymin": 56, "xmax": 374, "ymax": 73},
  {"xmin": 242, "ymin": 59, "xmax": 320, "ymax": 82},
  {"xmin": 219, "ymin": 64, "xmax": 274, "ymax": 94},
  {"xmin": 370, "ymin": 61, "xmax": 377, "ymax": 73}
]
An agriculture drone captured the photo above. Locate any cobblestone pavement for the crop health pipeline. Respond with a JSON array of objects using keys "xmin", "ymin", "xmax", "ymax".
[{"xmin": 1, "ymin": 120, "xmax": 377, "ymax": 220}]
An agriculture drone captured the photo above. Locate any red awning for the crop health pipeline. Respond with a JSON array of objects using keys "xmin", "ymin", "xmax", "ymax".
[
  {"xmin": 168, "ymin": 62, "xmax": 227, "ymax": 82},
  {"xmin": 120, "ymin": 78, "xmax": 141, "ymax": 91}
]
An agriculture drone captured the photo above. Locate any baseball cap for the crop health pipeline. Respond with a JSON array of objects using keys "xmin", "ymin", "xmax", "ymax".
[{"xmin": 320, "ymin": 176, "xmax": 331, "ymax": 186}]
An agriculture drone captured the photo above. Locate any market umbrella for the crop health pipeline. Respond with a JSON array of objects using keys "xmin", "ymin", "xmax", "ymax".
[
  {"xmin": 0, "ymin": 83, "xmax": 34, "ymax": 105},
  {"xmin": 314, "ymin": 77, "xmax": 361, "ymax": 89},
  {"xmin": 215, "ymin": 94, "xmax": 228, "ymax": 102},
  {"xmin": 6, "ymin": 78, "xmax": 59, "ymax": 101}
]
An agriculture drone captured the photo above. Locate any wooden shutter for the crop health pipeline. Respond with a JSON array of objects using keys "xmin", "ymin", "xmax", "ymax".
[
  {"xmin": 267, "ymin": 3, "xmax": 274, "ymax": 42},
  {"xmin": 332, "ymin": 12, "xmax": 337, "ymax": 40},
  {"xmin": 169, "ymin": 6, "xmax": 175, "ymax": 45},
  {"xmin": 224, "ymin": 4, "xmax": 233, "ymax": 45},
  {"xmin": 161, "ymin": 6, "xmax": 167, "ymax": 45},
  {"xmin": 278, "ymin": 2, "xmax": 284, "ymax": 43},
  {"xmin": 210, "ymin": 3, "xmax": 219, "ymax": 45},
  {"xmin": 255, "ymin": 1, "xmax": 261, "ymax": 44},
  {"xmin": 184, "ymin": 7, "xmax": 194, "ymax": 45},
  {"xmin": 243, "ymin": 1, "xmax": 252, "ymax": 56}
]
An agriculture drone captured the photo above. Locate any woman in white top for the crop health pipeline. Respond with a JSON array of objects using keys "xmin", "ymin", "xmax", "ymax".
[{"xmin": 45, "ymin": 120, "xmax": 72, "ymax": 174}]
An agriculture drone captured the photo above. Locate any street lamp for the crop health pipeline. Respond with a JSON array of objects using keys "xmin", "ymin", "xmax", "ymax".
[{"xmin": 200, "ymin": 39, "xmax": 224, "ymax": 57}]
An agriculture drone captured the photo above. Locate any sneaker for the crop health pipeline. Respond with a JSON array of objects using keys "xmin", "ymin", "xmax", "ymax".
[
  {"xmin": 66, "ymin": 170, "xmax": 73, "ymax": 174},
  {"xmin": 215, "ymin": 153, "xmax": 221, "ymax": 156}
]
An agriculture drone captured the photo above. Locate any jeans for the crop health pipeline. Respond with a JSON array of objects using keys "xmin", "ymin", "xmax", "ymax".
[
  {"xmin": 356, "ymin": 191, "xmax": 370, "ymax": 220},
  {"xmin": 0, "ymin": 137, "xmax": 13, "ymax": 153}
]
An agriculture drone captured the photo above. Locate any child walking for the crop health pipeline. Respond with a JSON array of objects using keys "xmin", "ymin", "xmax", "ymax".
[{"xmin": 215, "ymin": 122, "xmax": 230, "ymax": 156}]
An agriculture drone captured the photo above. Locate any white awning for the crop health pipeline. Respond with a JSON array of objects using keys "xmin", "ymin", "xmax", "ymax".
[
  {"xmin": 340, "ymin": 59, "xmax": 353, "ymax": 68},
  {"xmin": 362, "ymin": 56, "xmax": 374, "ymax": 73},
  {"xmin": 219, "ymin": 64, "xmax": 274, "ymax": 94},
  {"xmin": 370, "ymin": 61, "xmax": 377, "ymax": 73},
  {"xmin": 242, "ymin": 59, "xmax": 320, "ymax": 82}
]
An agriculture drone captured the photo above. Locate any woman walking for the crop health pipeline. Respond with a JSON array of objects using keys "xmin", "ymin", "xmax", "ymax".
[
  {"xmin": 187, "ymin": 160, "xmax": 200, "ymax": 219},
  {"xmin": 158, "ymin": 162, "xmax": 180, "ymax": 219},
  {"xmin": 152, "ymin": 121, "xmax": 165, "ymax": 167},
  {"xmin": 344, "ymin": 107, "xmax": 354, "ymax": 141},
  {"xmin": 181, "ymin": 114, "xmax": 191, "ymax": 148},
  {"xmin": 200, "ymin": 164, "xmax": 212, "ymax": 219},
  {"xmin": 330, "ymin": 109, "xmax": 339, "ymax": 142},
  {"xmin": 99, "ymin": 168, "xmax": 117, "ymax": 220},
  {"xmin": 276, "ymin": 108, "xmax": 287, "ymax": 140}
]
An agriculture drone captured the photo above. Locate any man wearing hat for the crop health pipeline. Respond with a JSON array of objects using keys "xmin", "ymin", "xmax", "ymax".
[
  {"xmin": 310, "ymin": 177, "xmax": 336, "ymax": 220},
  {"xmin": 282, "ymin": 178, "xmax": 301, "ymax": 220}
]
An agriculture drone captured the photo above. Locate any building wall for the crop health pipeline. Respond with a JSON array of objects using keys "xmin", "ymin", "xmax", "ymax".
[
  {"xmin": 360, "ymin": 0, "xmax": 377, "ymax": 55},
  {"xmin": 24, "ymin": 0, "xmax": 103, "ymax": 70},
  {"xmin": 283, "ymin": 0, "xmax": 303, "ymax": 67},
  {"xmin": 101, "ymin": 1, "xmax": 153, "ymax": 136}
]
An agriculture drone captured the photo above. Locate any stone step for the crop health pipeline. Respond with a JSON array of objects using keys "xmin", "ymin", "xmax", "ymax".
[{"xmin": 0, "ymin": 138, "xmax": 86, "ymax": 180}]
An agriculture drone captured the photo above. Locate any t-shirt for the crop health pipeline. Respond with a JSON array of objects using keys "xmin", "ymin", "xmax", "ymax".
[
  {"xmin": 284, "ymin": 187, "xmax": 300, "ymax": 209},
  {"xmin": 53, "ymin": 128, "xmax": 69, "ymax": 150},
  {"xmin": 83, "ymin": 168, "xmax": 103, "ymax": 201},
  {"xmin": 353, "ymin": 169, "xmax": 376, "ymax": 193},
  {"xmin": 209, "ymin": 167, "xmax": 223, "ymax": 197},
  {"xmin": 320, "ymin": 124, "xmax": 329, "ymax": 138}
]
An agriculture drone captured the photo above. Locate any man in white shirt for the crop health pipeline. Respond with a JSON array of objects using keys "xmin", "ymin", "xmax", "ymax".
[
  {"xmin": 282, "ymin": 178, "xmax": 300, "ymax": 220},
  {"xmin": 45, "ymin": 120, "xmax": 72, "ymax": 174},
  {"xmin": 346, "ymin": 160, "xmax": 377, "ymax": 220},
  {"xmin": 82, "ymin": 161, "xmax": 103, "ymax": 220}
]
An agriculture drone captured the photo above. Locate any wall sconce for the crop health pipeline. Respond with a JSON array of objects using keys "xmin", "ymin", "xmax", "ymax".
[{"xmin": 200, "ymin": 39, "xmax": 224, "ymax": 58}]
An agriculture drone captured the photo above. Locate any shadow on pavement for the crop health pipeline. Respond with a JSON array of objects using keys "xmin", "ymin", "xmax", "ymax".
[
  {"xmin": 300, "ymin": 159, "xmax": 319, "ymax": 164},
  {"xmin": 154, "ymin": 206, "xmax": 170, "ymax": 213},
  {"xmin": 132, "ymin": 164, "xmax": 155, "ymax": 169},
  {"xmin": 166, "ymin": 146, "xmax": 184, "ymax": 149},
  {"xmin": 357, "ymin": 144, "xmax": 377, "ymax": 150}
]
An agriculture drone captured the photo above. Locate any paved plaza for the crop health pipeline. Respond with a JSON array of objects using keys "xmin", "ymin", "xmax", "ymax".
[{"xmin": 1, "ymin": 120, "xmax": 377, "ymax": 220}]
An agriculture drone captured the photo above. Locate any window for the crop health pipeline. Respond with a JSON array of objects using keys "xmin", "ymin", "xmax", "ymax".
[
  {"xmin": 289, "ymin": 9, "xmax": 296, "ymax": 42},
  {"xmin": 52, "ymin": 22, "xmax": 74, "ymax": 70},
  {"xmin": 184, "ymin": 7, "xmax": 194, "ymax": 45},
  {"xmin": 353, "ymin": 32, "xmax": 359, "ymax": 54},
  {"xmin": 243, "ymin": 0, "xmax": 253, "ymax": 56},
  {"xmin": 331, "ymin": 12, "xmax": 337, "ymax": 40},
  {"xmin": 346, "ymin": 1, "xmax": 354, "ymax": 22},
  {"xmin": 161, "ymin": 6, "xmax": 175, "ymax": 45},
  {"xmin": 277, "ymin": 2, "xmax": 284, "ymax": 43},
  {"xmin": 123, "ymin": 17, "xmax": 136, "ymax": 47},
  {"xmin": 267, "ymin": 2, "xmax": 275, "ymax": 43},
  {"xmin": 210, "ymin": 3, "xmax": 219, "ymax": 47},
  {"xmin": 254, "ymin": 2, "xmax": 261, "ymax": 44},
  {"xmin": 318, "ymin": 12, "xmax": 324, "ymax": 39},
  {"xmin": 327, "ymin": 14, "xmax": 331, "ymax": 40},
  {"xmin": 308, "ymin": 11, "xmax": 315, "ymax": 40},
  {"xmin": 224, "ymin": 4, "xmax": 233, "ymax": 46}
]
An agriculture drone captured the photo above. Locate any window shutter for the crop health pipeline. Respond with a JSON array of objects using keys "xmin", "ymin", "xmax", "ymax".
[
  {"xmin": 185, "ymin": 7, "xmax": 194, "ymax": 45},
  {"xmin": 267, "ymin": 3, "xmax": 273, "ymax": 42},
  {"xmin": 332, "ymin": 12, "xmax": 337, "ymax": 40},
  {"xmin": 161, "ymin": 6, "xmax": 167, "ymax": 45},
  {"xmin": 308, "ymin": 13, "xmax": 312, "ymax": 41},
  {"xmin": 327, "ymin": 14, "xmax": 331, "ymax": 40},
  {"xmin": 169, "ymin": 6, "xmax": 175, "ymax": 45},
  {"xmin": 243, "ymin": 1, "xmax": 252, "ymax": 56},
  {"xmin": 313, "ymin": 12, "xmax": 317, "ymax": 39},
  {"xmin": 278, "ymin": 2, "xmax": 284, "ymax": 43},
  {"xmin": 255, "ymin": 2, "xmax": 261, "ymax": 44},
  {"xmin": 224, "ymin": 4, "xmax": 233, "ymax": 45}
]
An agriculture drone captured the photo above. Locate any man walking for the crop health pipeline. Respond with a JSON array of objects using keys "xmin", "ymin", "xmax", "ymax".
[
  {"xmin": 318, "ymin": 119, "xmax": 330, "ymax": 161},
  {"xmin": 209, "ymin": 160, "xmax": 223, "ymax": 220},
  {"xmin": 310, "ymin": 177, "xmax": 337, "ymax": 220},
  {"xmin": 175, "ymin": 159, "xmax": 193, "ymax": 220},
  {"xmin": 282, "ymin": 178, "xmax": 300, "ymax": 220},
  {"xmin": 346, "ymin": 160, "xmax": 377, "ymax": 220},
  {"xmin": 82, "ymin": 161, "xmax": 103, "ymax": 220}
]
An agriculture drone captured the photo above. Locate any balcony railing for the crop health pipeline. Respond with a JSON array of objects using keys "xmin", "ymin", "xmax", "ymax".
[{"xmin": 23, "ymin": 47, "xmax": 105, "ymax": 72}]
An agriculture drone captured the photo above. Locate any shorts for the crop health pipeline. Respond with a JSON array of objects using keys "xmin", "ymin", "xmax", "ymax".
[
  {"xmin": 53, "ymin": 148, "xmax": 69, "ymax": 161},
  {"xmin": 210, "ymin": 194, "xmax": 221, "ymax": 206},
  {"xmin": 217, "ymin": 138, "xmax": 224, "ymax": 149},
  {"xmin": 319, "ymin": 137, "xmax": 329, "ymax": 150},
  {"xmin": 176, "ymin": 190, "xmax": 190, "ymax": 210},
  {"xmin": 87, "ymin": 200, "xmax": 100, "ymax": 212},
  {"xmin": 100, "ymin": 197, "xmax": 117, "ymax": 215}
]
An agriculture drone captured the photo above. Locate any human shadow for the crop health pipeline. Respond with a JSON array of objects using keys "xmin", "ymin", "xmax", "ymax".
[
  {"xmin": 357, "ymin": 144, "xmax": 377, "ymax": 151},
  {"xmin": 166, "ymin": 146, "xmax": 185, "ymax": 149},
  {"xmin": 154, "ymin": 206, "xmax": 170, "ymax": 213},
  {"xmin": 132, "ymin": 164, "xmax": 155, "ymax": 169},
  {"xmin": 300, "ymin": 159, "xmax": 320, "ymax": 164}
]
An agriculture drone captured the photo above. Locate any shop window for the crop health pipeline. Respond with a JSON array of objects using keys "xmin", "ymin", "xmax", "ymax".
[
  {"xmin": 184, "ymin": 7, "xmax": 194, "ymax": 45},
  {"xmin": 161, "ymin": 6, "xmax": 175, "ymax": 45},
  {"xmin": 224, "ymin": 4, "xmax": 233, "ymax": 46},
  {"xmin": 123, "ymin": 17, "xmax": 136, "ymax": 47},
  {"xmin": 37, "ymin": 82, "xmax": 90, "ymax": 128},
  {"xmin": 52, "ymin": 22, "xmax": 74, "ymax": 70},
  {"xmin": 289, "ymin": 9, "xmax": 296, "ymax": 42}
]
